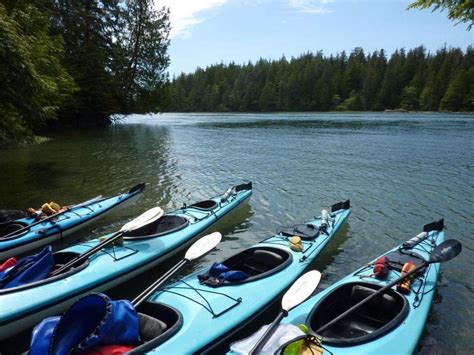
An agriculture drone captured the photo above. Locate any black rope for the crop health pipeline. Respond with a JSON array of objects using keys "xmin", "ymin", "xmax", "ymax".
[{"xmin": 158, "ymin": 279, "xmax": 241, "ymax": 318}]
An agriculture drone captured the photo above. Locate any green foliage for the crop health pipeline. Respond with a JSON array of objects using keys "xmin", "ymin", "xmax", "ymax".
[
  {"xmin": 168, "ymin": 46, "xmax": 473, "ymax": 113},
  {"xmin": 337, "ymin": 91, "xmax": 365, "ymax": 111},
  {"xmin": 0, "ymin": 0, "xmax": 170, "ymax": 144},
  {"xmin": 400, "ymin": 85, "xmax": 420, "ymax": 110},
  {"xmin": 52, "ymin": 0, "xmax": 170, "ymax": 126},
  {"xmin": 0, "ymin": 2, "xmax": 76, "ymax": 145},
  {"xmin": 408, "ymin": 0, "xmax": 474, "ymax": 30}
]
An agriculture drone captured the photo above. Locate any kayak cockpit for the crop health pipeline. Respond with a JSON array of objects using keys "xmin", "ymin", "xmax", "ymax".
[
  {"xmin": 29, "ymin": 295, "xmax": 182, "ymax": 354},
  {"xmin": 0, "ymin": 221, "xmax": 29, "ymax": 240},
  {"xmin": 188, "ymin": 200, "xmax": 218, "ymax": 211},
  {"xmin": 199, "ymin": 247, "xmax": 292, "ymax": 286},
  {"xmin": 129, "ymin": 301, "xmax": 183, "ymax": 353},
  {"xmin": 0, "ymin": 251, "xmax": 89, "ymax": 294},
  {"xmin": 226, "ymin": 247, "xmax": 292, "ymax": 279},
  {"xmin": 307, "ymin": 282, "xmax": 409, "ymax": 345},
  {"xmin": 123, "ymin": 215, "xmax": 189, "ymax": 240}
]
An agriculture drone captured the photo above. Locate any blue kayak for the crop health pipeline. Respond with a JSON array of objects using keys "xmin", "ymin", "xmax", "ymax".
[
  {"xmin": 269, "ymin": 219, "xmax": 447, "ymax": 354},
  {"xmin": 0, "ymin": 184, "xmax": 145, "ymax": 258},
  {"xmin": 118, "ymin": 200, "xmax": 351, "ymax": 354},
  {"xmin": 0, "ymin": 182, "xmax": 252, "ymax": 340}
]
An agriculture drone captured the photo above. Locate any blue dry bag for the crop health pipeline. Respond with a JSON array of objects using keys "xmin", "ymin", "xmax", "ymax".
[
  {"xmin": 30, "ymin": 293, "xmax": 139, "ymax": 355},
  {"xmin": 0, "ymin": 246, "xmax": 54, "ymax": 289}
]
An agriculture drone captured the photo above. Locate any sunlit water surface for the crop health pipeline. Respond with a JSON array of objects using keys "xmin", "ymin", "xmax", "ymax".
[{"xmin": 0, "ymin": 112, "xmax": 473, "ymax": 353}]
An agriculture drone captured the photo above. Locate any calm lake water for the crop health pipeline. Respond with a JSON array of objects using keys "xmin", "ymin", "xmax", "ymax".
[{"xmin": 0, "ymin": 112, "xmax": 473, "ymax": 353}]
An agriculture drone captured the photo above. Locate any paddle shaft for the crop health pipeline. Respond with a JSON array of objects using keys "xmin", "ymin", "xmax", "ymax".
[
  {"xmin": 1, "ymin": 195, "xmax": 104, "ymax": 239},
  {"xmin": 132, "ymin": 259, "xmax": 189, "ymax": 307},
  {"xmin": 50, "ymin": 230, "xmax": 124, "ymax": 276},
  {"xmin": 250, "ymin": 310, "xmax": 288, "ymax": 354},
  {"xmin": 316, "ymin": 261, "xmax": 428, "ymax": 334}
]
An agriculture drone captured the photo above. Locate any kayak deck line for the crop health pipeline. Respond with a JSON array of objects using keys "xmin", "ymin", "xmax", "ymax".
[{"xmin": 159, "ymin": 279, "xmax": 243, "ymax": 318}]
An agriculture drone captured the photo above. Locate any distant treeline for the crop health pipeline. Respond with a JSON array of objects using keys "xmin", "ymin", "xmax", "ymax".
[
  {"xmin": 167, "ymin": 46, "xmax": 473, "ymax": 113},
  {"xmin": 0, "ymin": 1, "xmax": 170, "ymax": 145}
]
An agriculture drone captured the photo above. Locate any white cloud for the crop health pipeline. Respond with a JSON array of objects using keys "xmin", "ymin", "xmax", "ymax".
[
  {"xmin": 288, "ymin": 0, "xmax": 334, "ymax": 14},
  {"xmin": 159, "ymin": 0, "xmax": 230, "ymax": 39}
]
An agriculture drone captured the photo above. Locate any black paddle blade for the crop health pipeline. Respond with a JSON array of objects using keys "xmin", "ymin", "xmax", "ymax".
[
  {"xmin": 423, "ymin": 219, "xmax": 444, "ymax": 232},
  {"xmin": 429, "ymin": 239, "xmax": 462, "ymax": 263}
]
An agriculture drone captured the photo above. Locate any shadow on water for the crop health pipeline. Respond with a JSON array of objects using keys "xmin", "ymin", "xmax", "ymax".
[{"xmin": 0, "ymin": 124, "xmax": 177, "ymax": 211}]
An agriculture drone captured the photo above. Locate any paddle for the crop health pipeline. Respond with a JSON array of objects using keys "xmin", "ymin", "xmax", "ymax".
[
  {"xmin": 0, "ymin": 195, "xmax": 105, "ymax": 240},
  {"xmin": 50, "ymin": 207, "xmax": 164, "ymax": 277},
  {"xmin": 315, "ymin": 239, "xmax": 462, "ymax": 335},
  {"xmin": 250, "ymin": 270, "xmax": 322, "ymax": 354},
  {"xmin": 132, "ymin": 231, "xmax": 222, "ymax": 307}
]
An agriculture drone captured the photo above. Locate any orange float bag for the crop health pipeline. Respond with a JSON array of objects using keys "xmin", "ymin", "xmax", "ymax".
[{"xmin": 397, "ymin": 261, "xmax": 416, "ymax": 294}]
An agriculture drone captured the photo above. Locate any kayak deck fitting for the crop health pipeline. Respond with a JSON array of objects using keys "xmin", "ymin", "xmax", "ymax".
[
  {"xmin": 277, "ymin": 219, "xmax": 447, "ymax": 354},
  {"xmin": 0, "ymin": 182, "xmax": 252, "ymax": 340},
  {"xmin": 127, "ymin": 200, "xmax": 350, "ymax": 354},
  {"xmin": 0, "ymin": 184, "xmax": 145, "ymax": 258}
]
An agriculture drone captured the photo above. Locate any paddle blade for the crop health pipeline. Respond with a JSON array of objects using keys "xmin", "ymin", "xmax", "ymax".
[
  {"xmin": 185, "ymin": 232, "xmax": 222, "ymax": 261},
  {"xmin": 282, "ymin": 270, "xmax": 321, "ymax": 312},
  {"xmin": 429, "ymin": 239, "xmax": 462, "ymax": 263},
  {"xmin": 120, "ymin": 207, "xmax": 163, "ymax": 232}
]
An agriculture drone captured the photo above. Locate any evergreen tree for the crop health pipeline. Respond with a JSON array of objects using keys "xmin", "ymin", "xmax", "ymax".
[
  {"xmin": 167, "ymin": 46, "xmax": 472, "ymax": 114},
  {"xmin": 52, "ymin": 0, "xmax": 170, "ymax": 126},
  {"xmin": 0, "ymin": 2, "xmax": 75, "ymax": 144},
  {"xmin": 0, "ymin": 0, "xmax": 170, "ymax": 143}
]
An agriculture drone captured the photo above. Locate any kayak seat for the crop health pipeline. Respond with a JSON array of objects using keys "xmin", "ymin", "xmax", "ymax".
[
  {"xmin": 124, "ymin": 215, "xmax": 189, "ymax": 239},
  {"xmin": 307, "ymin": 282, "xmax": 409, "ymax": 346},
  {"xmin": 129, "ymin": 301, "xmax": 183, "ymax": 354},
  {"xmin": 188, "ymin": 200, "xmax": 218, "ymax": 211},
  {"xmin": 240, "ymin": 250, "xmax": 285, "ymax": 275},
  {"xmin": 197, "ymin": 247, "xmax": 292, "ymax": 287},
  {"xmin": 138, "ymin": 313, "xmax": 168, "ymax": 341},
  {"xmin": 225, "ymin": 247, "xmax": 292, "ymax": 282}
]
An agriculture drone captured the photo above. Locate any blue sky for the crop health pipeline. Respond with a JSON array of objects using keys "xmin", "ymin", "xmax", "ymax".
[{"xmin": 161, "ymin": 0, "xmax": 473, "ymax": 76}]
